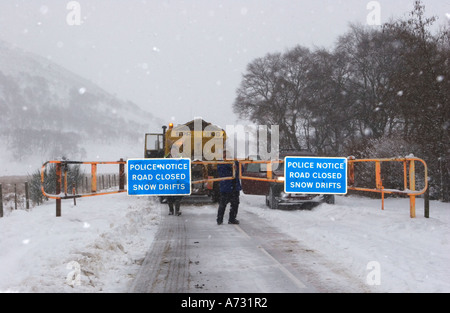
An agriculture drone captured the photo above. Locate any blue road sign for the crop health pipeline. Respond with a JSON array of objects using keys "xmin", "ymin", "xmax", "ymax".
[
  {"xmin": 284, "ymin": 157, "xmax": 347, "ymax": 194},
  {"xmin": 127, "ymin": 158, "xmax": 191, "ymax": 196}
]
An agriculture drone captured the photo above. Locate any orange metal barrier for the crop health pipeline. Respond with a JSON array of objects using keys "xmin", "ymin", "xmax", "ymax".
[
  {"xmin": 347, "ymin": 157, "xmax": 428, "ymax": 218},
  {"xmin": 238, "ymin": 159, "xmax": 284, "ymax": 183},
  {"xmin": 41, "ymin": 159, "xmax": 126, "ymax": 216},
  {"xmin": 41, "ymin": 157, "xmax": 428, "ymax": 218},
  {"xmin": 192, "ymin": 159, "xmax": 284, "ymax": 184},
  {"xmin": 191, "ymin": 160, "xmax": 237, "ymax": 184}
]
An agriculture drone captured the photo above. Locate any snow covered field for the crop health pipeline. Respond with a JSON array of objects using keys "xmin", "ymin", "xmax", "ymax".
[{"xmin": 0, "ymin": 192, "xmax": 449, "ymax": 293}]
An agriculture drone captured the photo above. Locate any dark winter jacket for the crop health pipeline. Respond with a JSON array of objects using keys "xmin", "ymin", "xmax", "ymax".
[{"xmin": 218, "ymin": 161, "xmax": 242, "ymax": 193}]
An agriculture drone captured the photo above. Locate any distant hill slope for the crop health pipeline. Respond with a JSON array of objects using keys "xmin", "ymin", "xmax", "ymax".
[{"xmin": 0, "ymin": 41, "xmax": 163, "ymax": 174}]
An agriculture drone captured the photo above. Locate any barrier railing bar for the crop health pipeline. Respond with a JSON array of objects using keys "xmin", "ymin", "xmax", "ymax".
[{"xmin": 191, "ymin": 160, "xmax": 236, "ymax": 184}]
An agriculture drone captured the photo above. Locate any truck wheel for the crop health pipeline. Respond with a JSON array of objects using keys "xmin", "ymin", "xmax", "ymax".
[{"xmin": 324, "ymin": 195, "xmax": 335, "ymax": 204}]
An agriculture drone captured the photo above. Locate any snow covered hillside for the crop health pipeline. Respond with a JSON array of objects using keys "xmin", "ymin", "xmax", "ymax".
[
  {"xmin": 0, "ymin": 193, "xmax": 448, "ymax": 293},
  {"xmin": 0, "ymin": 40, "xmax": 163, "ymax": 176}
]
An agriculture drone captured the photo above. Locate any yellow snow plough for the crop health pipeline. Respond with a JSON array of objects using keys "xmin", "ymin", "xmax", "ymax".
[{"xmin": 144, "ymin": 118, "xmax": 226, "ymax": 202}]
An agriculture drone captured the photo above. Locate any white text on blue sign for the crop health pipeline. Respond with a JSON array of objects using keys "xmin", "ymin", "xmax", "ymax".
[
  {"xmin": 127, "ymin": 158, "xmax": 191, "ymax": 196},
  {"xmin": 284, "ymin": 157, "xmax": 347, "ymax": 194}
]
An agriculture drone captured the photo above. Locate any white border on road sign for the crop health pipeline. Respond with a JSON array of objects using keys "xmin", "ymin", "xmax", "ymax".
[
  {"xmin": 127, "ymin": 158, "xmax": 192, "ymax": 197},
  {"xmin": 284, "ymin": 156, "xmax": 347, "ymax": 195}
]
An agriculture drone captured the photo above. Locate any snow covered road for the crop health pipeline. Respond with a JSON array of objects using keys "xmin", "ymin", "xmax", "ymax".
[
  {"xmin": 0, "ymin": 192, "xmax": 449, "ymax": 293},
  {"xmin": 131, "ymin": 204, "xmax": 315, "ymax": 293},
  {"xmin": 130, "ymin": 200, "xmax": 375, "ymax": 293}
]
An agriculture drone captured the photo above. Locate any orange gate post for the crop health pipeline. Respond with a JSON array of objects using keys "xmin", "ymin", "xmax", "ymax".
[
  {"xmin": 409, "ymin": 159, "xmax": 416, "ymax": 218},
  {"xmin": 91, "ymin": 163, "xmax": 97, "ymax": 193}
]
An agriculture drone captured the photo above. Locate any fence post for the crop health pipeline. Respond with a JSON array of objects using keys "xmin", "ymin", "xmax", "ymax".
[
  {"xmin": 63, "ymin": 164, "xmax": 68, "ymax": 196},
  {"xmin": 14, "ymin": 184, "xmax": 17, "ymax": 210},
  {"xmin": 0, "ymin": 184, "xmax": 3, "ymax": 218},
  {"xmin": 25, "ymin": 182, "xmax": 30, "ymax": 210},
  {"xmin": 73, "ymin": 183, "xmax": 76, "ymax": 206},
  {"xmin": 119, "ymin": 158, "xmax": 125, "ymax": 191},
  {"xmin": 56, "ymin": 163, "xmax": 62, "ymax": 217}
]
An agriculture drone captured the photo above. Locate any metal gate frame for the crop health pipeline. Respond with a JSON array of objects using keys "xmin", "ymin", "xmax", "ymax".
[
  {"xmin": 347, "ymin": 156, "xmax": 428, "ymax": 218},
  {"xmin": 41, "ymin": 157, "xmax": 428, "ymax": 218},
  {"xmin": 41, "ymin": 159, "xmax": 126, "ymax": 216}
]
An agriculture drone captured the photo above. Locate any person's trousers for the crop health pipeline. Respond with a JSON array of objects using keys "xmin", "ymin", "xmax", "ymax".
[
  {"xmin": 217, "ymin": 191, "xmax": 240, "ymax": 222},
  {"xmin": 167, "ymin": 196, "xmax": 182, "ymax": 214}
]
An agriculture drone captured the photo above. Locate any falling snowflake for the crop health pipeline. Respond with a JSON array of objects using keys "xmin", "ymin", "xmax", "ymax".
[
  {"xmin": 40, "ymin": 5, "xmax": 49, "ymax": 15},
  {"xmin": 364, "ymin": 128, "xmax": 373, "ymax": 136}
]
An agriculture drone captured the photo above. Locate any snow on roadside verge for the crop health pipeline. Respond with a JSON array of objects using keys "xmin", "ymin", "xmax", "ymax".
[
  {"xmin": 0, "ymin": 193, "xmax": 160, "ymax": 293},
  {"xmin": 242, "ymin": 194, "xmax": 450, "ymax": 293}
]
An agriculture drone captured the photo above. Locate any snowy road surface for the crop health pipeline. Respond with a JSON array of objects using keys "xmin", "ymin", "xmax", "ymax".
[
  {"xmin": 130, "ymin": 201, "xmax": 371, "ymax": 293},
  {"xmin": 0, "ymin": 192, "xmax": 449, "ymax": 293}
]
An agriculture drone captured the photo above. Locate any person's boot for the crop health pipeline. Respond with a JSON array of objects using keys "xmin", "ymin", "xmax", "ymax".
[
  {"xmin": 175, "ymin": 202, "xmax": 181, "ymax": 216},
  {"xmin": 168, "ymin": 203, "xmax": 174, "ymax": 215},
  {"xmin": 228, "ymin": 211, "xmax": 239, "ymax": 224}
]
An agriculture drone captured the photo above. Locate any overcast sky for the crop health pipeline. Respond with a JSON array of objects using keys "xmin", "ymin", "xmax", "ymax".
[{"xmin": 0, "ymin": 0, "xmax": 448, "ymax": 131}]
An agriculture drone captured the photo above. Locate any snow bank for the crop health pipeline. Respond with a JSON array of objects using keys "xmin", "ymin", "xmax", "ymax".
[
  {"xmin": 243, "ymin": 194, "xmax": 450, "ymax": 293},
  {"xmin": 0, "ymin": 194, "xmax": 160, "ymax": 292}
]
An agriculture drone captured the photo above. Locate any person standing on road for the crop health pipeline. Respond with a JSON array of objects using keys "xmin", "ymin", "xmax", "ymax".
[
  {"xmin": 167, "ymin": 196, "xmax": 182, "ymax": 216},
  {"xmin": 164, "ymin": 152, "xmax": 183, "ymax": 216},
  {"xmin": 217, "ymin": 152, "xmax": 242, "ymax": 225}
]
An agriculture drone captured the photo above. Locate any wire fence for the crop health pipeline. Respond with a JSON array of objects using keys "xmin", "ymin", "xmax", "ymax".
[{"xmin": 0, "ymin": 173, "xmax": 122, "ymax": 218}]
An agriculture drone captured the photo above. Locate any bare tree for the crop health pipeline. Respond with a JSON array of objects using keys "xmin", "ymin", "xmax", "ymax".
[{"xmin": 383, "ymin": 0, "xmax": 450, "ymax": 201}]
